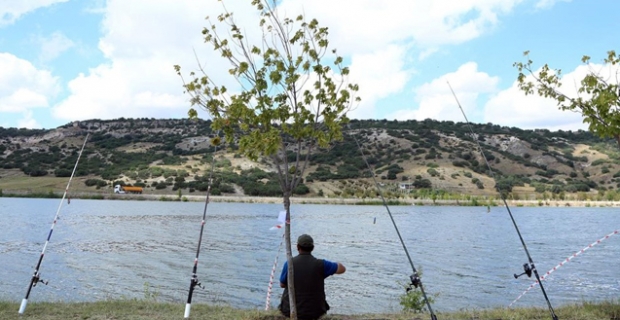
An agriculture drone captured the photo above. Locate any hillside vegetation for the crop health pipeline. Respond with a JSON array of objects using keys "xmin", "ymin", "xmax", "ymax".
[{"xmin": 2, "ymin": 118, "xmax": 620, "ymax": 202}]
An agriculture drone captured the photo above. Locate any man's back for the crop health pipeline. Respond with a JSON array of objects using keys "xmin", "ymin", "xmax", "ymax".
[
  {"xmin": 279, "ymin": 234, "xmax": 345, "ymax": 319},
  {"xmin": 279, "ymin": 253, "xmax": 328, "ymax": 320}
]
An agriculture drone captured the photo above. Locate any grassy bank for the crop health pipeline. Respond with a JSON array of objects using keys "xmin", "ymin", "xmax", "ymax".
[{"xmin": 1, "ymin": 300, "xmax": 619, "ymax": 320}]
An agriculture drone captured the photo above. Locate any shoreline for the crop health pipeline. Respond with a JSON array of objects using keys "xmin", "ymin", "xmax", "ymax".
[{"xmin": 2, "ymin": 190, "xmax": 620, "ymax": 207}]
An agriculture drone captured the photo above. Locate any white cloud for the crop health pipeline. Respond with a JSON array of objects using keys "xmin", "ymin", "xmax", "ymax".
[
  {"xmin": 484, "ymin": 63, "xmax": 619, "ymax": 130},
  {"xmin": 83, "ymin": 0, "xmax": 106, "ymax": 14},
  {"xmin": 0, "ymin": 53, "xmax": 60, "ymax": 112},
  {"xmin": 51, "ymin": 0, "xmax": 551, "ymax": 125},
  {"xmin": 0, "ymin": 88, "xmax": 49, "ymax": 112},
  {"xmin": 17, "ymin": 110, "xmax": 41, "ymax": 129},
  {"xmin": 278, "ymin": 0, "xmax": 523, "ymax": 55},
  {"xmin": 53, "ymin": 59, "xmax": 188, "ymax": 120},
  {"xmin": 52, "ymin": 0, "xmax": 259, "ymax": 123},
  {"xmin": 388, "ymin": 62, "xmax": 499, "ymax": 122},
  {"xmin": 535, "ymin": 0, "xmax": 572, "ymax": 10},
  {"xmin": 37, "ymin": 31, "xmax": 75, "ymax": 62},
  {"xmin": 275, "ymin": 0, "xmax": 525, "ymax": 122},
  {"xmin": 0, "ymin": 0, "xmax": 69, "ymax": 26},
  {"xmin": 348, "ymin": 45, "xmax": 412, "ymax": 119}
]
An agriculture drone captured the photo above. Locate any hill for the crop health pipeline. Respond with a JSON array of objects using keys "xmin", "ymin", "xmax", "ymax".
[{"xmin": 2, "ymin": 118, "xmax": 620, "ymax": 202}]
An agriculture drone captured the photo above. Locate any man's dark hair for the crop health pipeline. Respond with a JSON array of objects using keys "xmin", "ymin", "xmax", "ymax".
[
  {"xmin": 297, "ymin": 234, "xmax": 314, "ymax": 252},
  {"xmin": 297, "ymin": 244, "xmax": 314, "ymax": 252}
]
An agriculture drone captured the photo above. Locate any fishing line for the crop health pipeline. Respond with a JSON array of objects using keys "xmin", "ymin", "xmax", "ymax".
[
  {"xmin": 447, "ymin": 81, "xmax": 559, "ymax": 320},
  {"xmin": 184, "ymin": 137, "xmax": 219, "ymax": 319},
  {"xmin": 349, "ymin": 126, "xmax": 438, "ymax": 320},
  {"xmin": 265, "ymin": 233, "xmax": 285, "ymax": 310},
  {"xmin": 510, "ymin": 229, "xmax": 619, "ymax": 307},
  {"xmin": 19, "ymin": 133, "xmax": 89, "ymax": 315}
]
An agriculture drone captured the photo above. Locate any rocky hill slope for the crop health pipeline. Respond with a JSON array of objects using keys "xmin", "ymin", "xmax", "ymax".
[{"xmin": 1, "ymin": 118, "xmax": 620, "ymax": 201}]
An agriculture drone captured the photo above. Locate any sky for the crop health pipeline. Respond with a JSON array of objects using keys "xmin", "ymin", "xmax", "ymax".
[{"xmin": 0, "ymin": 0, "xmax": 619, "ymax": 131}]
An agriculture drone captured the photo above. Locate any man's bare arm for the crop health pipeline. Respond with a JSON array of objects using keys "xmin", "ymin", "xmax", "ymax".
[{"xmin": 335, "ymin": 262, "xmax": 346, "ymax": 274}]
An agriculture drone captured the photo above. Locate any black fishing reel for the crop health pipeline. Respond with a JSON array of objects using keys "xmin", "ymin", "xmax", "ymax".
[
  {"xmin": 406, "ymin": 273, "xmax": 421, "ymax": 292},
  {"xmin": 190, "ymin": 276, "xmax": 203, "ymax": 290},
  {"xmin": 514, "ymin": 263, "xmax": 533, "ymax": 279},
  {"xmin": 32, "ymin": 274, "xmax": 49, "ymax": 287}
]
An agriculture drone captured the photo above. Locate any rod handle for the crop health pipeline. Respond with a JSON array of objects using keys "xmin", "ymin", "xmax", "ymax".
[
  {"xmin": 18, "ymin": 298, "xmax": 28, "ymax": 314},
  {"xmin": 184, "ymin": 303, "xmax": 191, "ymax": 319}
]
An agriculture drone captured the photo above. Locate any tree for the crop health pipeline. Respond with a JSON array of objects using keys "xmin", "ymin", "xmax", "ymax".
[
  {"xmin": 174, "ymin": 1, "xmax": 359, "ymax": 318},
  {"xmin": 514, "ymin": 50, "xmax": 620, "ymax": 147}
]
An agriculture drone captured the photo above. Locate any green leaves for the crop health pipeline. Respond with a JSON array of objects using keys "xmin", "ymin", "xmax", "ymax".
[
  {"xmin": 175, "ymin": 0, "xmax": 360, "ymax": 192},
  {"xmin": 514, "ymin": 50, "xmax": 620, "ymax": 147},
  {"xmin": 188, "ymin": 108, "xmax": 198, "ymax": 120}
]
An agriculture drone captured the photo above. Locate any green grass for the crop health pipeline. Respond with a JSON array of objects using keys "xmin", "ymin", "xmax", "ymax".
[
  {"xmin": 0, "ymin": 300, "xmax": 619, "ymax": 320},
  {"xmin": 0, "ymin": 175, "xmax": 80, "ymax": 192}
]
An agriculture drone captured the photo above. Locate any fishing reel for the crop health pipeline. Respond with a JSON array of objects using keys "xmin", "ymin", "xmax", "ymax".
[
  {"xmin": 406, "ymin": 273, "xmax": 421, "ymax": 292},
  {"xmin": 32, "ymin": 274, "xmax": 49, "ymax": 287},
  {"xmin": 190, "ymin": 276, "xmax": 204, "ymax": 290},
  {"xmin": 513, "ymin": 263, "xmax": 533, "ymax": 279}
]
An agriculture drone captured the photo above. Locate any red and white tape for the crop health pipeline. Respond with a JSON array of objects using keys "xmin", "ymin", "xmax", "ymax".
[
  {"xmin": 509, "ymin": 229, "xmax": 619, "ymax": 307},
  {"xmin": 265, "ymin": 234, "xmax": 285, "ymax": 310}
]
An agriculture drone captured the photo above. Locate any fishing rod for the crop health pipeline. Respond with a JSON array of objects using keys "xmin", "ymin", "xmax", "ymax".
[
  {"xmin": 19, "ymin": 133, "xmax": 89, "ymax": 315},
  {"xmin": 349, "ymin": 126, "xmax": 438, "ymax": 320},
  {"xmin": 510, "ymin": 229, "xmax": 619, "ymax": 307},
  {"xmin": 184, "ymin": 138, "xmax": 219, "ymax": 319},
  {"xmin": 446, "ymin": 81, "xmax": 559, "ymax": 320}
]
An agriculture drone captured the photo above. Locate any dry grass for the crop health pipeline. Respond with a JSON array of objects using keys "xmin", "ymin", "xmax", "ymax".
[
  {"xmin": 573, "ymin": 144, "xmax": 607, "ymax": 161},
  {"xmin": 0, "ymin": 172, "xmax": 100, "ymax": 194}
]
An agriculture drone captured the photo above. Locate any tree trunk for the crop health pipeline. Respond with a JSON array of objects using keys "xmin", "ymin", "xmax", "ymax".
[{"xmin": 283, "ymin": 193, "xmax": 297, "ymax": 319}]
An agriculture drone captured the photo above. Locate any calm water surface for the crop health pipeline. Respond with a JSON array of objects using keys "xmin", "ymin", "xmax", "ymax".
[{"xmin": 0, "ymin": 197, "xmax": 618, "ymax": 314}]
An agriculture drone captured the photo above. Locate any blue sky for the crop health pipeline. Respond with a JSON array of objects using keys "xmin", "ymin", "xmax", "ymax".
[{"xmin": 1, "ymin": 0, "xmax": 618, "ymax": 130}]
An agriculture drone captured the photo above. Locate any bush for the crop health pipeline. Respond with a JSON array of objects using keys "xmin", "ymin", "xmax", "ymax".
[
  {"xmin": 427, "ymin": 168, "xmax": 439, "ymax": 177},
  {"xmin": 400, "ymin": 289, "xmax": 427, "ymax": 313},
  {"xmin": 452, "ymin": 160, "xmax": 468, "ymax": 167},
  {"xmin": 53, "ymin": 168, "xmax": 71, "ymax": 177},
  {"xmin": 155, "ymin": 182, "xmax": 167, "ymax": 190},
  {"xmin": 293, "ymin": 184, "xmax": 310, "ymax": 195},
  {"xmin": 85, "ymin": 179, "xmax": 108, "ymax": 188},
  {"xmin": 399, "ymin": 272, "xmax": 434, "ymax": 313},
  {"xmin": 387, "ymin": 171, "xmax": 397, "ymax": 180},
  {"xmin": 495, "ymin": 178, "xmax": 515, "ymax": 196},
  {"xmin": 219, "ymin": 183, "xmax": 235, "ymax": 193},
  {"xmin": 413, "ymin": 178, "xmax": 432, "ymax": 189},
  {"xmin": 24, "ymin": 168, "xmax": 48, "ymax": 177}
]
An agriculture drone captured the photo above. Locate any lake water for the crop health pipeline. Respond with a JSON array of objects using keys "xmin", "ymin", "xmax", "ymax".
[{"xmin": 0, "ymin": 197, "xmax": 618, "ymax": 314}]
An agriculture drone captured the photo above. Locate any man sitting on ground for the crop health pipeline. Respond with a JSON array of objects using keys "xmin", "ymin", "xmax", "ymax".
[{"xmin": 278, "ymin": 234, "xmax": 346, "ymax": 320}]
